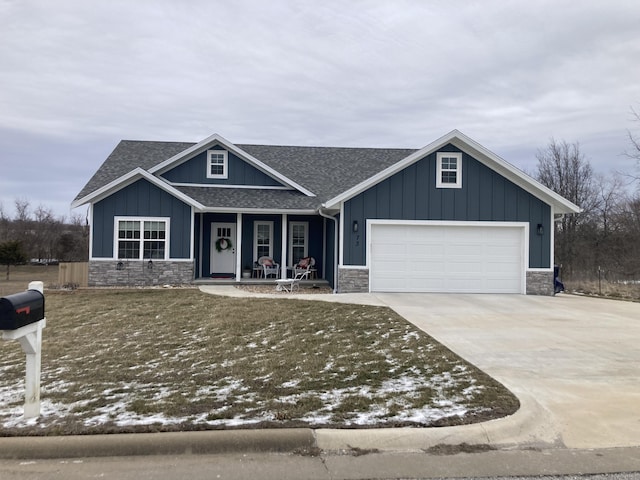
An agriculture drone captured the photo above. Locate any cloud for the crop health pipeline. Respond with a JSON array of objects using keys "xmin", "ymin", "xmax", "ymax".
[{"xmin": 0, "ymin": 0, "xmax": 639, "ymax": 217}]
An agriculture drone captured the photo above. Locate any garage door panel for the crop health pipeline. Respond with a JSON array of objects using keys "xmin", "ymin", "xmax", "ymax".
[{"xmin": 370, "ymin": 224, "xmax": 524, "ymax": 293}]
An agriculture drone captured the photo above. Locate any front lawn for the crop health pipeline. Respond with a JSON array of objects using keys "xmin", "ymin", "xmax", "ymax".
[{"xmin": 0, "ymin": 289, "xmax": 519, "ymax": 435}]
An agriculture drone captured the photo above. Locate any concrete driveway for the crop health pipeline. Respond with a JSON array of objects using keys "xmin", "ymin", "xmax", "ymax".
[
  {"xmin": 375, "ymin": 292, "xmax": 640, "ymax": 449},
  {"xmin": 201, "ymin": 286, "xmax": 640, "ymax": 450}
]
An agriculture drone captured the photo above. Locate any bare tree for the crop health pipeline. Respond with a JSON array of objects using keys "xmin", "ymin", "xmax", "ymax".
[
  {"xmin": 13, "ymin": 198, "xmax": 30, "ymax": 222},
  {"xmin": 0, "ymin": 202, "xmax": 9, "ymax": 242},
  {"xmin": 536, "ymin": 139, "xmax": 598, "ymax": 277},
  {"xmin": 626, "ymin": 107, "xmax": 640, "ymax": 160}
]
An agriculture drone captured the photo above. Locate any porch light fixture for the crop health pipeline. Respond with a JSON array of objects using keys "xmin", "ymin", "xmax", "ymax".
[
  {"xmin": 116, "ymin": 261, "xmax": 124, "ymax": 270},
  {"xmin": 353, "ymin": 220, "xmax": 358, "ymax": 233},
  {"xmin": 537, "ymin": 224, "xmax": 544, "ymax": 236},
  {"xmin": 147, "ymin": 259, "xmax": 153, "ymax": 270}
]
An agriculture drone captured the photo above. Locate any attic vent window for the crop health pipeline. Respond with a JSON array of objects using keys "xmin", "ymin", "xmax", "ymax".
[
  {"xmin": 436, "ymin": 152, "xmax": 462, "ymax": 189},
  {"xmin": 207, "ymin": 150, "xmax": 228, "ymax": 179}
]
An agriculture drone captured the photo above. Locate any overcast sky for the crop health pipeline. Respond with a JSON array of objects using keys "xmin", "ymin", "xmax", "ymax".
[{"xmin": 1, "ymin": 0, "xmax": 639, "ymax": 219}]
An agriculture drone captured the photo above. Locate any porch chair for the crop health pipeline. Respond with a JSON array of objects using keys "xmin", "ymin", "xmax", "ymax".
[
  {"xmin": 275, "ymin": 270, "xmax": 310, "ymax": 292},
  {"xmin": 293, "ymin": 256, "xmax": 316, "ymax": 277},
  {"xmin": 258, "ymin": 256, "xmax": 280, "ymax": 278}
]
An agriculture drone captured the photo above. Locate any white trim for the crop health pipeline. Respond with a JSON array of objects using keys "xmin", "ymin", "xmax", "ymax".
[
  {"xmin": 436, "ymin": 152, "xmax": 462, "ymax": 189},
  {"xmin": 197, "ymin": 207, "xmax": 317, "ymax": 215},
  {"xmin": 189, "ymin": 207, "xmax": 195, "ymax": 261},
  {"xmin": 236, "ymin": 213, "xmax": 243, "ymax": 281},
  {"xmin": 288, "ymin": 221, "xmax": 309, "ymax": 266},
  {"xmin": 206, "ymin": 150, "xmax": 228, "ymax": 179},
  {"xmin": 339, "ymin": 203, "xmax": 345, "ymax": 267},
  {"xmin": 113, "ymin": 216, "xmax": 170, "ymax": 261},
  {"xmin": 550, "ymin": 205, "xmax": 555, "ymax": 270},
  {"xmin": 366, "ymin": 219, "xmax": 529, "ymax": 294},
  {"xmin": 323, "ymin": 130, "xmax": 581, "ymax": 214},
  {"xmin": 71, "ymin": 168, "xmax": 205, "ymax": 210},
  {"xmin": 89, "ymin": 258, "xmax": 194, "ymax": 263},
  {"xmin": 198, "ymin": 213, "xmax": 203, "ymax": 278},
  {"xmin": 339, "ymin": 265, "xmax": 368, "ymax": 269},
  {"xmin": 88, "ymin": 204, "xmax": 94, "ymax": 260},
  {"xmin": 322, "ymin": 217, "xmax": 327, "ymax": 281},
  {"xmin": 167, "ymin": 182, "xmax": 292, "ymax": 190},
  {"xmin": 281, "ymin": 215, "xmax": 288, "ymax": 279},
  {"xmin": 148, "ymin": 133, "xmax": 316, "ymax": 197},
  {"xmin": 527, "ymin": 268, "xmax": 554, "ymax": 272},
  {"xmin": 253, "ymin": 221, "xmax": 274, "ymax": 261}
]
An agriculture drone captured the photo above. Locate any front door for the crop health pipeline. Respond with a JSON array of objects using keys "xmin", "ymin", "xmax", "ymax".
[{"xmin": 211, "ymin": 223, "xmax": 236, "ymax": 275}]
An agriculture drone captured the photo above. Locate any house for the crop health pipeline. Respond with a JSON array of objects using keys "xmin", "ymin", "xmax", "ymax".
[{"xmin": 72, "ymin": 130, "xmax": 581, "ymax": 295}]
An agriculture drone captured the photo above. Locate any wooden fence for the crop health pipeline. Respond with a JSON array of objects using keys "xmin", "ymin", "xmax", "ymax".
[{"xmin": 58, "ymin": 262, "xmax": 89, "ymax": 288}]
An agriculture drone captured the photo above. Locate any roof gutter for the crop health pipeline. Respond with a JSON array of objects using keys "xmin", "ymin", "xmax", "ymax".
[{"xmin": 318, "ymin": 207, "xmax": 338, "ymax": 294}]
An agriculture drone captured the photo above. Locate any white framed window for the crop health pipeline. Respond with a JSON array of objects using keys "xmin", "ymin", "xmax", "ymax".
[
  {"xmin": 115, "ymin": 217, "xmax": 169, "ymax": 260},
  {"xmin": 436, "ymin": 152, "xmax": 462, "ymax": 188},
  {"xmin": 289, "ymin": 221, "xmax": 308, "ymax": 266},
  {"xmin": 254, "ymin": 221, "xmax": 273, "ymax": 260},
  {"xmin": 207, "ymin": 150, "xmax": 228, "ymax": 179}
]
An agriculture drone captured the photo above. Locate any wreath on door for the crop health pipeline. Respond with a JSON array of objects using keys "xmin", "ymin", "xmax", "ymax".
[{"xmin": 215, "ymin": 237, "xmax": 233, "ymax": 252}]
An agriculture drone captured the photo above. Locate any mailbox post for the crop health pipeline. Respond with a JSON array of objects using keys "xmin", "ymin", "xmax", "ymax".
[{"xmin": 1, "ymin": 281, "xmax": 46, "ymax": 419}]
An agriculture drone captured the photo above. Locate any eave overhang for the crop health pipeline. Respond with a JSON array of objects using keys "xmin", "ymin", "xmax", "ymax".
[{"xmin": 70, "ymin": 168, "xmax": 205, "ymax": 210}]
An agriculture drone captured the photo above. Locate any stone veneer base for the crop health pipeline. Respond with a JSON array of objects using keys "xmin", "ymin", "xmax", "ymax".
[
  {"xmin": 337, "ymin": 267, "xmax": 369, "ymax": 293},
  {"xmin": 525, "ymin": 270, "xmax": 554, "ymax": 296},
  {"xmin": 89, "ymin": 260, "xmax": 194, "ymax": 287},
  {"xmin": 338, "ymin": 266, "xmax": 554, "ymax": 296}
]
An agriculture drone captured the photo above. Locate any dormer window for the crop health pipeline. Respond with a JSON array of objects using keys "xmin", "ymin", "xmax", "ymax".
[
  {"xmin": 207, "ymin": 150, "xmax": 228, "ymax": 179},
  {"xmin": 436, "ymin": 152, "xmax": 462, "ymax": 188}
]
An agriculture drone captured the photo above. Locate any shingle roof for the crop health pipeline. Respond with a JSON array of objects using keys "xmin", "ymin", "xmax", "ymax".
[
  {"xmin": 75, "ymin": 141, "xmax": 194, "ymax": 201},
  {"xmin": 74, "ymin": 140, "xmax": 417, "ymax": 209}
]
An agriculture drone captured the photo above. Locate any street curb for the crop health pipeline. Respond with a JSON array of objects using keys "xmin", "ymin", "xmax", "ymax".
[
  {"xmin": 316, "ymin": 392, "xmax": 562, "ymax": 452},
  {"xmin": 0, "ymin": 428, "xmax": 316, "ymax": 460},
  {"xmin": 0, "ymin": 392, "xmax": 558, "ymax": 460}
]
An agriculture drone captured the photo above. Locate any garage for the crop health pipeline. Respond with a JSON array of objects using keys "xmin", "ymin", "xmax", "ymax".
[{"xmin": 369, "ymin": 222, "xmax": 525, "ymax": 293}]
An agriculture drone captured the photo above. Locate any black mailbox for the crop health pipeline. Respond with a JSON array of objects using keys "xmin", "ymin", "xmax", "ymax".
[{"xmin": 0, "ymin": 290, "xmax": 45, "ymax": 330}]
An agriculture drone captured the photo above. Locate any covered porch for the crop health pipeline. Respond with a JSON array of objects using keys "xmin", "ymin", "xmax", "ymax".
[{"xmin": 193, "ymin": 211, "xmax": 335, "ymax": 287}]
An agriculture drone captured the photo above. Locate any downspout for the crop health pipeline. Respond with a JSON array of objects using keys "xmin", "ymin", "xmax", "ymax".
[{"xmin": 318, "ymin": 207, "xmax": 338, "ymax": 294}]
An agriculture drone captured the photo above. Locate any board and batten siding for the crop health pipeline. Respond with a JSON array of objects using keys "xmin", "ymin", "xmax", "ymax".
[
  {"xmin": 160, "ymin": 148, "xmax": 281, "ymax": 186},
  {"xmin": 92, "ymin": 179, "xmax": 192, "ymax": 258},
  {"xmin": 343, "ymin": 145, "xmax": 551, "ymax": 268}
]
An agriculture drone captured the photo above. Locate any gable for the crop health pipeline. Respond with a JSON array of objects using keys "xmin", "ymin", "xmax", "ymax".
[
  {"xmin": 149, "ymin": 133, "xmax": 315, "ymax": 197},
  {"xmin": 160, "ymin": 147, "xmax": 283, "ymax": 187},
  {"xmin": 345, "ymin": 145, "xmax": 551, "ymax": 222},
  {"xmin": 343, "ymin": 146, "xmax": 553, "ymax": 268},
  {"xmin": 324, "ymin": 130, "xmax": 581, "ymax": 215},
  {"xmin": 91, "ymin": 178, "xmax": 192, "ymax": 259}
]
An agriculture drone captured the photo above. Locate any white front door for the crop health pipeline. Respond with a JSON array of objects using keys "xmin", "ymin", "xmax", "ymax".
[{"xmin": 211, "ymin": 223, "xmax": 237, "ymax": 274}]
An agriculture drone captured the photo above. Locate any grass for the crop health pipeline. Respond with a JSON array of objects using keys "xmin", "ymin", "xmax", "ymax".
[
  {"xmin": 0, "ymin": 264, "xmax": 59, "ymax": 296},
  {"xmin": 567, "ymin": 278, "xmax": 640, "ymax": 302},
  {"xmin": 0, "ymin": 288, "xmax": 520, "ymax": 436}
]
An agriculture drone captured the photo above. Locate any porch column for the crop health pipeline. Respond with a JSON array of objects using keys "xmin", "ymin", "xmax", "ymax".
[
  {"xmin": 236, "ymin": 213, "xmax": 242, "ymax": 281},
  {"xmin": 281, "ymin": 214, "xmax": 288, "ymax": 279}
]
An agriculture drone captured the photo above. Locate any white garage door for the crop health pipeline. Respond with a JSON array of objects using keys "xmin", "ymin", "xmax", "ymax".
[{"xmin": 370, "ymin": 223, "xmax": 524, "ymax": 293}]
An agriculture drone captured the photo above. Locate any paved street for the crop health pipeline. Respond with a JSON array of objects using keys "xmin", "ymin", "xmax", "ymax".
[{"xmin": 2, "ymin": 448, "xmax": 640, "ymax": 480}]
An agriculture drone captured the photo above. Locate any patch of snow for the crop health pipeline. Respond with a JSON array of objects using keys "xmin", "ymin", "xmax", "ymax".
[{"xmin": 280, "ymin": 380, "xmax": 300, "ymax": 389}]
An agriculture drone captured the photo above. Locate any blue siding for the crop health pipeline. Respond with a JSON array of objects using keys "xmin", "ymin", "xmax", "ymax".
[
  {"xmin": 92, "ymin": 179, "xmax": 192, "ymax": 258},
  {"xmin": 161, "ymin": 147, "xmax": 281, "ymax": 186},
  {"xmin": 343, "ymin": 145, "xmax": 552, "ymax": 268}
]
